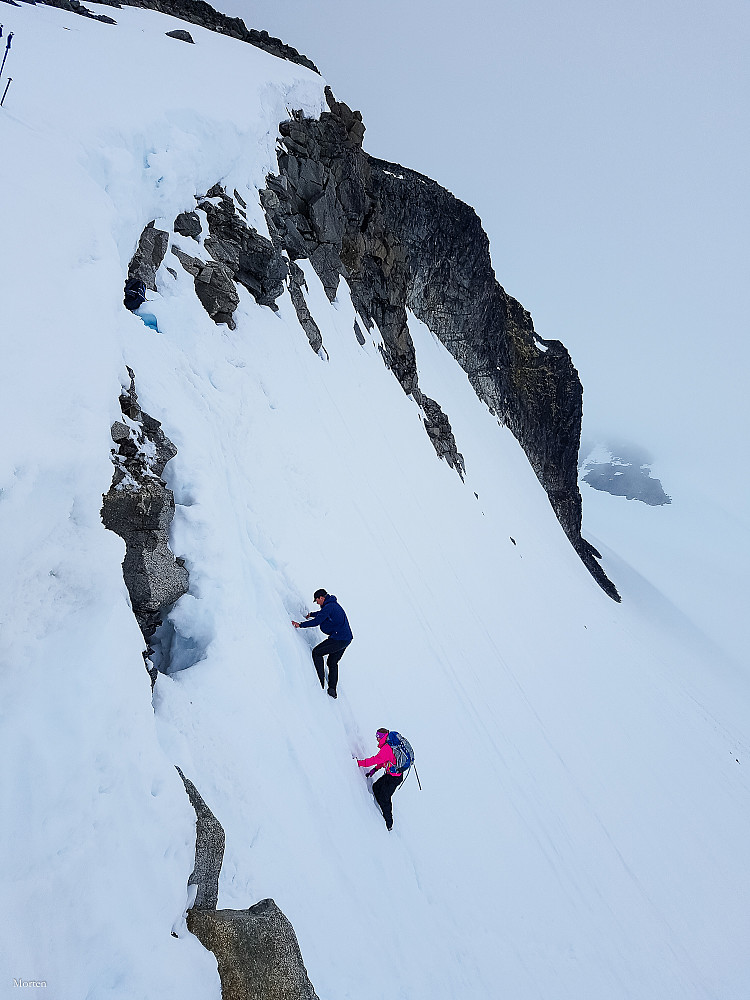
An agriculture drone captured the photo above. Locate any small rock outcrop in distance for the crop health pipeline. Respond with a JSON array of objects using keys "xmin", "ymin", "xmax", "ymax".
[
  {"xmin": 580, "ymin": 442, "xmax": 672, "ymax": 506},
  {"xmin": 101, "ymin": 369, "xmax": 189, "ymax": 682},
  {"xmin": 176, "ymin": 767, "xmax": 225, "ymax": 911},
  {"xmin": 188, "ymin": 900, "xmax": 320, "ymax": 1000}
]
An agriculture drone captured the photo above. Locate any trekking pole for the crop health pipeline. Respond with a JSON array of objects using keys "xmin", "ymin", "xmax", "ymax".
[
  {"xmin": 0, "ymin": 32, "xmax": 12, "ymax": 83},
  {"xmin": 395, "ymin": 764, "xmax": 420, "ymax": 793},
  {"xmin": 0, "ymin": 77, "xmax": 11, "ymax": 108}
]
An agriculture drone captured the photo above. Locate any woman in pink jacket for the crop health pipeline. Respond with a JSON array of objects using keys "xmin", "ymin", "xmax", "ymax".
[{"xmin": 357, "ymin": 728, "xmax": 404, "ymax": 831}]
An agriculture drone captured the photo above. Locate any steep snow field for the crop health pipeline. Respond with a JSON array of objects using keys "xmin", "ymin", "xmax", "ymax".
[{"xmin": 1, "ymin": 5, "xmax": 748, "ymax": 999}]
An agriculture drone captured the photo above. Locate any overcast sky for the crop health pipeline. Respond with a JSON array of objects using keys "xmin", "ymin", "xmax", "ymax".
[{"xmin": 223, "ymin": 0, "xmax": 748, "ymax": 513}]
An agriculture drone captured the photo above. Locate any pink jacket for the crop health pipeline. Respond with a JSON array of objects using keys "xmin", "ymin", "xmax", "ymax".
[{"xmin": 358, "ymin": 733, "xmax": 400, "ymax": 776}]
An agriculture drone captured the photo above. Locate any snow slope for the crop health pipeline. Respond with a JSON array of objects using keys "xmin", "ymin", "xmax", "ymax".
[{"xmin": 1, "ymin": 5, "xmax": 748, "ymax": 999}]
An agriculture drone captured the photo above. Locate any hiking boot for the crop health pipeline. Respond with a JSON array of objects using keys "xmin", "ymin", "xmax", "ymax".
[{"xmin": 327, "ymin": 689, "xmax": 337, "ymax": 699}]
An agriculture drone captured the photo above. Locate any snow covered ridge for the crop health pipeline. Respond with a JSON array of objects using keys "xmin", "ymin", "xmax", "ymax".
[{"xmin": 32, "ymin": 0, "xmax": 319, "ymax": 70}]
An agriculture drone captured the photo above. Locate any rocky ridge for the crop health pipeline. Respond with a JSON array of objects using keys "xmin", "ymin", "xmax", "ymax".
[
  {"xmin": 127, "ymin": 182, "xmax": 467, "ymax": 477},
  {"xmin": 188, "ymin": 901, "xmax": 320, "ymax": 1000},
  {"xmin": 102, "ymin": 376, "xmax": 321, "ymax": 999},
  {"xmin": 176, "ymin": 767, "xmax": 225, "ymax": 912},
  {"xmin": 124, "ymin": 87, "xmax": 616, "ymax": 594},
  {"xmin": 100, "ymin": 369, "xmax": 189, "ymax": 684},
  {"xmin": 175, "ymin": 764, "xmax": 319, "ymax": 998},
  {"xmin": 261, "ymin": 90, "xmax": 617, "ymax": 596},
  {"xmin": 31, "ymin": 0, "xmax": 318, "ymax": 69}
]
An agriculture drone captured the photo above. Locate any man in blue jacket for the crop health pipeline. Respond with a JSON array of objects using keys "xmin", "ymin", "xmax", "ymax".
[{"xmin": 292, "ymin": 590, "xmax": 353, "ymax": 699}]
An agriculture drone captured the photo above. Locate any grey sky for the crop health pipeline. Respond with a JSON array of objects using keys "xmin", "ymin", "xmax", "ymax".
[{"xmin": 224, "ymin": 0, "xmax": 748, "ymax": 514}]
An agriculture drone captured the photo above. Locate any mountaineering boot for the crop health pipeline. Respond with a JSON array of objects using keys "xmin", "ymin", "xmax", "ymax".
[{"xmin": 327, "ymin": 689, "xmax": 337, "ymax": 699}]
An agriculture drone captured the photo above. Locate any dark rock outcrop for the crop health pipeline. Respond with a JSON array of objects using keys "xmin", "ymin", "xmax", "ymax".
[
  {"xmin": 171, "ymin": 244, "xmax": 240, "ymax": 327},
  {"xmin": 176, "ymin": 768, "xmax": 225, "ymax": 911},
  {"xmin": 168, "ymin": 186, "xmax": 289, "ymax": 324},
  {"xmin": 166, "ymin": 28, "xmax": 194, "ymax": 42},
  {"xmin": 368, "ymin": 157, "xmax": 617, "ymax": 595},
  {"xmin": 128, "ymin": 222, "xmax": 169, "ymax": 292},
  {"xmin": 188, "ymin": 900, "xmax": 320, "ymax": 1000},
  {"xmin": 174, "ymin": 210, "xmax": 202, "ymax": 241},
  {"xmin": 260, "ymin": 89, "xmax": 618, "ymax": 598},
  {"xmin": 261, "ymin": 97, "xmax": 416, "ymax": 391},
  {"xmin": 197, "ymin": 185, "xmax": 288, "ymax": 309},
  {"xmin": 415, "ymin": 389, "xmax": 465, "ymax": 477},
  {"xmin": 192, "ymin": 259, "xmax": 240, "ymax": 326},
  {"xmin": 101, "ymin": 369, "xmax": 189, "ymax": 681},
  {"xmin": 259, "ymin": 100, "xmax": 466, "ymax": 482},
  {"xmin": 287, "ymin": 261, "xmax": 323, "ymax": 353}
]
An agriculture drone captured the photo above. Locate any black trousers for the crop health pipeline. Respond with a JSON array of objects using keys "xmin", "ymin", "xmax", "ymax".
[
  {"xmin": 373, "ymin": 772, "xmax": 403, "ymax": 830},
  {"xmin": 311, "ymin": 638, "xmax": 350, "ymax": 694}
]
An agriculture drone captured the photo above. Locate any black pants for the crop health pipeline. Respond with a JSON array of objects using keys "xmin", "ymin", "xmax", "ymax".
[
  {"xmin": 373, "ymin": 772, "xmax": 403, "ymax": 830},
  {"xmin": 311, "ymin": 638, "xmax": 350, "ymax": 694}
]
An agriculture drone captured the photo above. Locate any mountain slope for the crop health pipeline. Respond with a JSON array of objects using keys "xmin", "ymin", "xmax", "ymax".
[{"xmin": 1, "ymin": 5, "xmax": 748, "ymax": 999}]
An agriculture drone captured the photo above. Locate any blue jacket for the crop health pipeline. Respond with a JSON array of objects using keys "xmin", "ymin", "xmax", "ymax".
[{"xmin": 299, "ymin": 595, "xmax": 353, "ymax": 643}]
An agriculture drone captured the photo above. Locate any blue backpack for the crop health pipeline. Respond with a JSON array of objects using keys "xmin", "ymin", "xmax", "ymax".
[{"xmin": 386, "ymin": 731, "xmax": 414, "ymax": 774}]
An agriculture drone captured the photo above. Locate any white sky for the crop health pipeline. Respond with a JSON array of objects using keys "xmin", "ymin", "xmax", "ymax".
[{"xmin": 222, "ymin": 0, "xmax": 749, "ymax": 514}]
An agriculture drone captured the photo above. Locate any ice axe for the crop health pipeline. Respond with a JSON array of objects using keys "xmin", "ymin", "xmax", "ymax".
[{"xmin": 0, "ymin": 32, "xmax": 13, "ymax": 83}]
